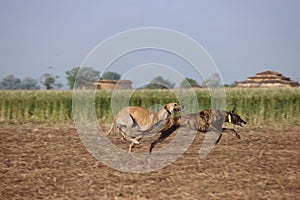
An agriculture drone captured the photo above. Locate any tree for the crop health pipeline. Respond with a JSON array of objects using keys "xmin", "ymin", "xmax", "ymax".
[
  {"xmin": 18, "ymin": 77, "xmax": 40, "ymax": 90},
  {"xmin": 229, "ymin": 81, "xmax": 239, "ymax": 87},
  {"xmin": 143, "ymin": 76, "xmax": 175, "ymax": 89},
  {"xmin": 180, "ymin": 78, "xmax": 200, "ymax": 88},
  {"xmin": 0, "ymin": 75, "xmax": 21, "ymax": 90},
  {"xmin": 42, "ymin": 73, "xmax": 63, "ymax": 90},
  {"xmin": 101, "ymin": 71, "xmax": 121, "ymax": 80},
  {"xmin": 65, "ymin": 67, "xmax": 79, "ymax": 89},
  {"xmin": 66, "ymin": 67, "xmax": 100, "ymax": 89},
  {"xmin": 0, "ymin": 75, "xmax": 41, "ymax": 90},
  {"xmin": 202, "ymin": 73, "xmax": 222, "ymax": 88}
]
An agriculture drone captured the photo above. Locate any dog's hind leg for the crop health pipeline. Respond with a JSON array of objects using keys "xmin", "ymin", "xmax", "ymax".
[
  {"xmin": 128, "ymin": 135, "xmax": 143, "ymax": 153},
  {"xmin": 116, "ymin": 116, "xmax": 140, "ymax": 145},
  {"xmin": 119, "ymin": 127, "xmax": 140, "ymax": 146}
]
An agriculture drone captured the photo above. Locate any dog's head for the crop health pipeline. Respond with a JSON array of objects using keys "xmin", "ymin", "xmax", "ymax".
[
  {"xmin": 164, "ymin": 102, "xmax": 183, "ymax": 115},
  {"xmin": 226, "ymin": 110, "xmax": 247, "ymax": 127}
]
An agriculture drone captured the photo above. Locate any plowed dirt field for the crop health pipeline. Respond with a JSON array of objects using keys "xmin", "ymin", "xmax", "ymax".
[{"xmin": 1, "ymin": 124, "xmax": 299, "ymax": 199}]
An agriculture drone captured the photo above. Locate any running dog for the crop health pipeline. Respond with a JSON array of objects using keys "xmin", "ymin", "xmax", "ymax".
[
  {"xmin": 106, "ymin": 102, "xmax": 183, "ymax": 152},
  {"xmin": 149, "ymin": 109, "xmax": 246, "ymax": 153}
]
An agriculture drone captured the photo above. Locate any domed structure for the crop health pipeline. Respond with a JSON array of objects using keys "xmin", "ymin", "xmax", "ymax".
[{"xmin": 237, "ymin": 70, "xmax": 298, "ymax": 88}]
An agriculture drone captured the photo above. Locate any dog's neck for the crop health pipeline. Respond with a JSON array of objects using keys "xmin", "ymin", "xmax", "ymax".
[
  {"xmin": 157, "ymin": 108, "xmax": 171, "ymax": 120},
  {"xmin": 165, "ymin": 108, "xmax": 172, "ymax": 115},
  {"xmin": 228, "ymin": 113, "xmax": 232, "ymax": 123},
  {"xmin": 224, "ymin": 111, "xmax": 232, "ymax": 123}
]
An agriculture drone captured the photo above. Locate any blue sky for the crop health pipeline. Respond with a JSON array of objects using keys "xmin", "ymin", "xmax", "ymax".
[{"xmin": 1, "ymin": 0, "xmax": 299, "ymax": 88}]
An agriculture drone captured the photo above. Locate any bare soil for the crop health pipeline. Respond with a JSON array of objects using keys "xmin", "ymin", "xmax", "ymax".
[{"xmin": 1, "ymin": 124, "xmax": 299, "ymax": 199}]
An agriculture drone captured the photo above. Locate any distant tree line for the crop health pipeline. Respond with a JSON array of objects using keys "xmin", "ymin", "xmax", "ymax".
[
  {"xmin": 0, "ymin": 75, "xmax": 41, "ymax": 90},
  {"xmin": 0, "ymin": 67, "xmax": 121, "ymax": 90},
  {"xmin": 0, "ymin": 66, "xmax": 238, "ymax": 90},
  {"xmin": 0, "ymin": 73, "xmax": 64, "ymax": 90}
]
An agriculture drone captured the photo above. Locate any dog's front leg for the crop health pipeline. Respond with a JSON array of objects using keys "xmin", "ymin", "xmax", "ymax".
[
  {"xmin": 208, "ymin": 126, "xmax": 223, "ymax": 144},
  {"xmin": 222, "ymin": 128, "xmax": 241, "ymax": 139},
  {"xmin": 149, "ymin": 125, "xmax": 178, "ymax": 153},
  {"xmin": 215, "ymin": 133, "xmax": 222, "ymax": 144}
]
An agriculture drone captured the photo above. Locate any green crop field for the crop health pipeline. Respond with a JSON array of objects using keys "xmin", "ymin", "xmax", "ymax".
[{"xmin": 0, "ymin": 88, "xmax": 299, "ymax": 125}]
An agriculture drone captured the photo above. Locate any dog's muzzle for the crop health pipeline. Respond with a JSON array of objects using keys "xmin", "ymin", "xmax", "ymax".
[
  {"xmin": 239, "ymin": 121, "xmax": 247, "ymax": 127},
  {"xmin": 176, "ymin": 105, "xmax": 184, "ymax": 112}
]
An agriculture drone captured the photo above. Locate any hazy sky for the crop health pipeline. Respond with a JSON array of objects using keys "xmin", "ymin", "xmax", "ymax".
[{"xmin": 1, "ymin": 0, "xmax": 299, "ymax": 88}]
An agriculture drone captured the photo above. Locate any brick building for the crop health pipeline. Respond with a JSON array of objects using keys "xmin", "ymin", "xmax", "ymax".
[{"xmin": 96, "ymin": 79, "xmax": 132, "ymax": 90}]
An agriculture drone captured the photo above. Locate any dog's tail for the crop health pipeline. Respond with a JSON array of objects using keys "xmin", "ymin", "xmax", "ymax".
[{"xmin": 106, "ymin": 118, "xmax": 115, "ymax": 135}]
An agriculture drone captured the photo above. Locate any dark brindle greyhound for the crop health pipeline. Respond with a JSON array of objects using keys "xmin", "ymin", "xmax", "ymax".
[{"xmin": 149, "ymin": 109, "xmax": 246, "ymax": 153}]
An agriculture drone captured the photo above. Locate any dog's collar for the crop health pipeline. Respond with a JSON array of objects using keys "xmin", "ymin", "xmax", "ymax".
[
  {"xmin": 228, "ymin": 113, "xmax": 232, "ymax": 123},
  {"xmin": 165, "ymin": 108, "xmax": 172, "ymax": 115}
]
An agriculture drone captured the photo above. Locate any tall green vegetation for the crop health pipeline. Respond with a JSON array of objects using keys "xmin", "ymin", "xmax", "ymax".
[
  {"xmin": 225, "ymin": 88, "xmax": 300, "ymax": 124},
  {"xmin": 0, "ymin": 90, "xmax": 72, "ymax": 123},
  {"xmin": 0, "ymin": 88, "xmax": 299, "ymax": 125}
]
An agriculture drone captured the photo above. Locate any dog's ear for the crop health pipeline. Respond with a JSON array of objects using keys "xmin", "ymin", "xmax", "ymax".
[
  {"xmin": 164, "ymin": 104, "xmax": 168, "ymax": 110},
  {"xmin": 232, "ymin": 106, "xmax": 237, "ymax": 113},
  {"xmin": 164, "ymin": 104, "xmax": 172, "ymax": 115}
]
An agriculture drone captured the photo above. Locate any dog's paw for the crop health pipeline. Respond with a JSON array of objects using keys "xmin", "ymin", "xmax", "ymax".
[{"xmin": 130, "ymin": 139, "xmax": 140, "ymax": 144}]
